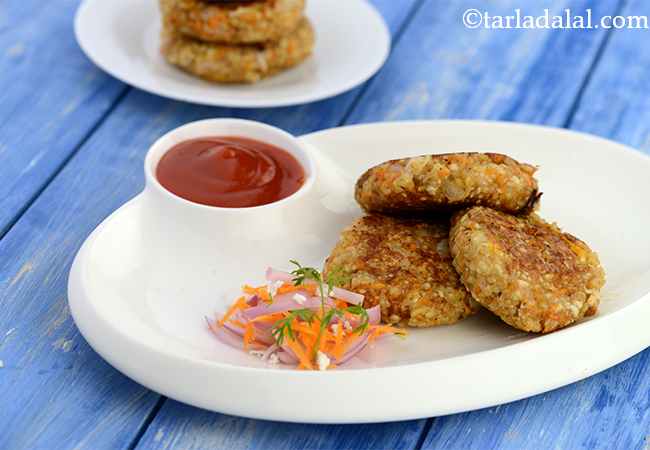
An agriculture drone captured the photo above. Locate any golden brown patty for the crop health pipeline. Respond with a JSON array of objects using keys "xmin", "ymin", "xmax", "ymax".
[
  {"xmin": 159, "ymin": 0, "xmax": 305, "ymax": 44},
  {"xmin": 449, "ymin": 207, "xmax": 605, "ymax": 333},
  {"xmin": 161, "ymin": 18, "xmax": 314, "ymax": 83},
  {"xmin": 324, "ymin": 215, "xmax": 479, "ymax": 328},
  {"xmin": 355, "ymin": 153, "xmax": 540, "ymax": 215}
]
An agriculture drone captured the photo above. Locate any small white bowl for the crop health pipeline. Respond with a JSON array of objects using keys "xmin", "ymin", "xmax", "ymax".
[
  {"xmin": 138, "ymin": 119, "xmax": 319, "ymax": 246},
  {"xmin": 145, "ymin": 118, "xmax": 317, "ymax": 213}
]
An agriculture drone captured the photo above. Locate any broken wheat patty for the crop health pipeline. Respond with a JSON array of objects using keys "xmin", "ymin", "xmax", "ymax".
[{"xmin": 324, "ymin": 214, "xmax": 479, "ymax": 328}]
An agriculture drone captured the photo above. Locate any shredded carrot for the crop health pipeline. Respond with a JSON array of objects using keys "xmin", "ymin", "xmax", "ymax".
[
  {"xmin": 371, "ymin": 325, "xmax": 406, "ymax": 335},
  {"xmin": 310, "ymin": 317, "xmax": 320, "ymax": 334},
  {"xmin": 293, "ymin": 324, "xmax": 317, "ymax": 336},
  {"xmin": 229, "ymin": 319, "xmax": 246, "ymax": 329},
  {"xmin": 242, "ymin": 285, "xmax": 270, "ymax": 301},
  {"xmin": 369, "ymin": 325, "xmax": 407, "ymax": 342},
  {"xmin": 219, "ymin": 296, "xmax": 247, "ymax": 325},
  {"xmin": 305, "ymin": 318, "xmax": 321, "ymax": 356},
  {"xmin": 331, "ymin": 322, "xmax": 345, "ymax": 359},
  {"xmin": 277, "ymin": 283, "xmax": 317, "ymax": 296},
  {"xmin": 242, "ymin": 285, "xmax": 256, "ymax": 294},
  {"xmin": 322, "ymin": 340, "xmax": 335, "ymax": 355},
  {"xmin": 211, "ymin": 268, "xmax": 409, "ymax": 370},
  {"xmin": 285, "ymin": 338, "xmax": 313, "ymax": 370},
  {"xmin": 295, "ymin": 320, "xmax": 317, "ymax": 353},
  {"xmin": 339, "ymin": 333, "xmax": 361, "ymax": 356},
  {"xmin": 242, "ymin": 282, "xmax": 318, "ymax": 301},
  {"xmin": 243, "ymin": 323, "xmax": 255, "ymax": 350},
  {"xmin": 250, "ymin": 312, "xmax": 284, "ymax": 323},
  {"xmin": 300, "ymin": 333, "xmax": 316, "ymax": 355}
]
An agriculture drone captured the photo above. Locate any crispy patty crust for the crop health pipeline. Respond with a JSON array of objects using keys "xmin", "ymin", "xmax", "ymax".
[
  {"xmin": 355, "ymin": 153, "xmax": 540, "ymax": 215},
  {"xmin": 324, "ymin": 215, "xmax": 479, "ymax": 328},
  {"xmin": 160, "ymin": 0, "xmax": 305, "ymax": 43},
  {"xmin": 161, "ymin": 18, "xmax": 314, "ymax": 83},
  {"xmin": 449, "ymin": 207, "xmax": 605, "ymax": 333}
]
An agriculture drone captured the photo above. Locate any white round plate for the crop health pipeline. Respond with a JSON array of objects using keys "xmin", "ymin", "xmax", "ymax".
[
  {"xmin": 69, "ymin": 121, "xmax": 650, "ymax": 423},
  {"xmin": 74, "ymin": 0, "xmax": 390, "ymax": 108}
]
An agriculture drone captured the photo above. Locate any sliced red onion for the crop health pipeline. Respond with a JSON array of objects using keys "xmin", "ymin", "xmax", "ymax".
[
  {"xmin": 226, "ymin": 321, "xmax": 275, "ymax": 345},
  {"xmin": 266, "ymin": 267, "xmax": 364, "ymax": 305},
  {"xmin": 330, "ymin": 286, "xmax": 364, "ymax": 305},
  {"xmin": 277, "ymin": 350, "xmax": 298, "ymax": 365},
  {"xmin": 265, "ymin": 267, "xmax": 294, "ymax": 283},
  {"xmin": 242, "ymin": 291, "xmax": 320, "ymax": 320},
  {"xmin": 280, "ymin": 343, "xmax": 299, "ymax": 360},
  {"xmin": 332, "ymin": 333, "xmax": 370, "ymax": 365},
  {"xmin": 231, "ymin": 309, "xmax": 246, "ymax": 322},
  {"xmin": 253, "ymin": 323, "xmax": 275, "ymax": 345},
  {"xmin": 343, "ymin": 305, "xmax": 380, "ymax": 330},
  {"xmin": 223, "ymin": 320, "xmax": 245, "ymax": 337},
  {"xmin": 208, "ymin": 317, "xmax": 267, "ymax": 351},
  {"xmin": 221, "ymin": 310, "xmax": 249, "ymax": 336},
  {"xmin": 223, "ymin": 310, "xmax": 276, "ymax": 345},
  {"xmin": 367, "ymin": 305, "xmax": 381, "ymax": 325},
  {"xmin": 207, "ymin": 319, "xmax": 245, "ymax": 350},
  {"xmin": 246, "ymin": 294, "xmax": 261, "ymax": 306},
  {"xmin": 253, "ymin": 320, "xmax": 274, "ymax": 331},
  {"xmin": 262, "ymin": 344, "xmax": 279, "ymax": 361}
]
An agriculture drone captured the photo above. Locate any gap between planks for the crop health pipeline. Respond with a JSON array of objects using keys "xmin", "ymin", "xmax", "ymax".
[
  {"xmin": 127, "ymin": 396, "xmax": 168, "ymax": 450},
  {"xmin": 561, "ymin": 0, "xmax": 627, "ymax": 129}
]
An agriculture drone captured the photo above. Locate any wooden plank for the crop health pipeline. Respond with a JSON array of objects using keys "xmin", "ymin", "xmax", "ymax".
[
  {"xmin": 0, "ymin": 0, "xmax": 127, "ymax": 237},
  {"xmin": 0, "ymin": 94, "xmax": 162, "ymax": 447},
  {"xmin": 347, "ymin": 0, "xmax": 621, "ymax": 125},
  {"xmin": 0, "ymin": 1, "xmax": 423, "ymax": 448},
  {"xmin": 421, "ymin": 1, "xmax": 650, "ymax": 449},
  {"xmin": 568, "ymin": 4, "xmax": 650, "ymax": 150},
  {"xmin": 131, "ymin": 401, "xmax": 425, "ymax": 450},
  {"xmin": 424, "ymin": 354, "xmax": 650, "ymax": 450},
  {"xmin": 134, "ymin": 0, "xmax": 624, "ymax": 449}
]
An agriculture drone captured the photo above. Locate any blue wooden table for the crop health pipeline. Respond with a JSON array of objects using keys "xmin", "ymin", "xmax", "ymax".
[{"xmin": 1, "ymin": 0, "xmax": 650, "ymax": 448}]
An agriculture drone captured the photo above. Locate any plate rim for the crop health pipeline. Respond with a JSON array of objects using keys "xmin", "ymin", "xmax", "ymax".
[
  {"xmin": 73, "ymin": 0, "xmax": 391, "ymax": 108},
  {"xmin": 68, "ymin": 120, "xmax": 650, "ymax": 422}
]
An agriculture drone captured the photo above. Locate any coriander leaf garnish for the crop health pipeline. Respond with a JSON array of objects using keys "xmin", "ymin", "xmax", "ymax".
[
  {"xmin": 311, "ymin": 308, "xmax": 345, "ymax": 357},
  {"xmin": 290, "ymin": 260, "xmax": 322, "ymax": 286},
  {"xmin": 346, "ymin": 305, "xmax": 370, "ymax": 334},
  {"xmin": 290, "ymin": 260, "xmax": 328, "ymax": 314},
  {"xmin": 284, "ymin": 260, "xmax": 371, "ymax": 357},
  {"xmin": 271, "ymin": 308, "xmax": 315, "ymax": 345}
]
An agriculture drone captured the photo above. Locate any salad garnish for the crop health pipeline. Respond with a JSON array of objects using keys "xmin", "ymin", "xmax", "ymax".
[{"xmin": 207, "ymin": 261, "xmax": 406, "ymax": 370}]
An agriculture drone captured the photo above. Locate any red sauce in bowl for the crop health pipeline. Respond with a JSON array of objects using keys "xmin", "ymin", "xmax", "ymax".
[{"xmin": 156, "ymin": 136, "xmax": 306, "ymax": 208}]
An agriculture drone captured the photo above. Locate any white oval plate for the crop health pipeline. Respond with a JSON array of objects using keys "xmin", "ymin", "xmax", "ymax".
[
  {"xmin": 74, "ymin": 0, "xmax": 390, "ymax": 108},
  {"xmin": 69, "ymin": 121, "xmax": 650, "ymax": 423}
]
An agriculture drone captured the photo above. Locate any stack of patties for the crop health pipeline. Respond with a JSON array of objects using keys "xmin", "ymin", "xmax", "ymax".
[
  {"xmin": 325, "ymin": 153, "xmax": 605, "ymax": 333},
  {"xmin": 159, "ymin": 0, "xmax": 314, "ymax": 83}
]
